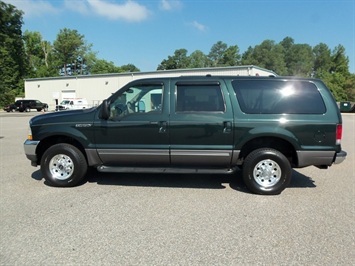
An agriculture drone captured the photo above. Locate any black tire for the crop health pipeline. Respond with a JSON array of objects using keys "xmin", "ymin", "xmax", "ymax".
[
  {"xmin": 242, "ymin": 148, "xmax": 291, "ymax": 195},
  {"xmin": 41, "ymin": 143, "xmax": 87, "ymax": 187}
]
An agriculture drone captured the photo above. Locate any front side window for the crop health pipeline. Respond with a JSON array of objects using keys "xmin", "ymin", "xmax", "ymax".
[
  {"xmin": 109, "ymin": 83, "xmax": 163, "ymax": 120},
  {"xmin": 232, "ymin": 80, "xmax": 326, "ymax": 114},
  {"xmin": 176, "ymin": 83, "xmax": 225, "ymax": 112}
]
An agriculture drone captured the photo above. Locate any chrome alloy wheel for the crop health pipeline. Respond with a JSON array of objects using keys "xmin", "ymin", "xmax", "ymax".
[
  {"xmin": 49, "ymin": 154, "xmax": 74, "ymax": 180},
  {"xmin": 253, "ymin": 159, "xmax": 281, "ymax": 188}
]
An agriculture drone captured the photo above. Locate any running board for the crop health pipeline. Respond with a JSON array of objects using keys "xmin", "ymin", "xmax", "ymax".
[{"xmin": 97, "ymin": 165, "xmax": 237, "ymax": 174}]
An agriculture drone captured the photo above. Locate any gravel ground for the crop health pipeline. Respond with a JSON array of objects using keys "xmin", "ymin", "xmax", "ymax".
[{"xmin": 0, "ymin": 111, "xmax": 354, "ymax": 265}]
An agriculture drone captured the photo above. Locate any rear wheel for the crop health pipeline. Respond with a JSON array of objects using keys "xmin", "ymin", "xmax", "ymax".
[
  {"xmin": 41, "ymin": 144, "xmax": 87, "ymax": 187},
  {"xmin": 242, "ymin": 148, "xmax": 291, "ymax": 195}
]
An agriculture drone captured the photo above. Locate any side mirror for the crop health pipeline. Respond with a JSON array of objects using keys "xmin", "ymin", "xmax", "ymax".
[{"xmin": 99, "ymin": 100, "xmax": 110, "ymax": 120}]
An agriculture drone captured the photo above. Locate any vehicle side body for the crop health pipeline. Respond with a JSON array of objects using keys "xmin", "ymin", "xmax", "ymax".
[
  {"xmin": 24, "ymin": 76, "xmax": 346, "ymax": 194},
  {"xmin": 3, "ymin": 103, "xmax": 17, "ymax": 112},
  {"xmin": 5, "ymin": 99, "xmax": 48, "ymax": 112},
  {"xmin": 55, "ymin": 98, "xmax": 89, "ymax": 111}
]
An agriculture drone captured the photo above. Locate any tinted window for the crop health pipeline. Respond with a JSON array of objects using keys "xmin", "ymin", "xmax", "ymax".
[
  {"xmin": 232, "ymin": 80, "xmax": 326, "ymax": 114},
  {"xmin": 176, "ymin": 83, "xmax": 225, "ymax": 112}
]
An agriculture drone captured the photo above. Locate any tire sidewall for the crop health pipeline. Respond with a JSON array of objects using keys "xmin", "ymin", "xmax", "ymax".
[
  {"xmin": 41, "ymin": 144, "xmax": 87, "ymax": 187},
  {"xmin": 243, "ymin": 149, "xmax": 292, "ymax": 195}
]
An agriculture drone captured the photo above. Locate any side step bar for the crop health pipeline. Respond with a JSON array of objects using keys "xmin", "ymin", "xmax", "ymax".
[{"xmin": 97, "ymin": 165, "xmax": 237, "ymax": 174}]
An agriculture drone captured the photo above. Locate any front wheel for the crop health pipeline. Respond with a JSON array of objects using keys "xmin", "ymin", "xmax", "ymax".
[
  {"xmin": 242, "ymin": 148, "xmax": 292, "ymax": 195},
  {"xmin": 41, "ymin": 144, "xmax": 87, "ymax": 187}
]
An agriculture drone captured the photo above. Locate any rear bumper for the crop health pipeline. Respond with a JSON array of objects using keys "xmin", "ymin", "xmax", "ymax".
[
  {"xmin": 297, "ymin": 150, "xmax": 347, "ymax": 168},
  {"xmin": 334, "ymin": 150, "xmax": 347, "ymax": 164},
  {"xmin": 24, "ymin": 140, "xmax": 40, "ymax": 166}
]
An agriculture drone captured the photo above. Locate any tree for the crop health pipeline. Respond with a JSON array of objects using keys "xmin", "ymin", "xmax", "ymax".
[
  {"xmin": 0, "ymin": 1, "xmax": 26, "ymax": 106},
  {"xmin": 317, "ymin": 45, "xmax": 352, "ymax": 101},
  {"xmin": 157, "ymin": 42, "xmax": 241, "ymax": 70},
  {"xmin": 280, "ymin": 37, "xmax": 314, "ymax": 76},
  {"xmin": 120, "ymin": 64, "xmax": 140, "ymax": 72},
  {"xmin": 330, "ymin": 45, "xmax": 349, "ymax": 74},
  {"xmin": 221, "ymin": 45, "xmax": 240, "ymax": 66},
  {"xmin": 287, "ymin": 44, "xmax": 314, "ymax": 76},
  {"xmin": 344, "ymin": 74, "xmax": 355, "ymax": 101},
  {"xmin": 90, "ymin": 59, "xmax": 122, "ymax": 74},
  {"xmin": 157, "ymin": 49, "xmax": 190, "ymax": 70},
  {"xmin": 280, "ymin": 37, "xmax": 294, "ymax": 55},
  {"xmin": 208, "ymin": 41, "xmax": 228, "ymax": 67},
  {"xmin": 90, "ymin": 60, "xmax": 139, "ymax": 74},
  {"xmin": 241, "ymin": 40, "xmax": 287, "ymax": 75},
  {"xmin": 53, "ymin": 28, "xmax": 85, "ymax": 76},
  {"xmin": 313, "ymin": 43, "xmax": 332, "ymax": 75},
  {"xmin": 189, "ymin": 50, "xmax": 209, "ymax": 68},
  {"xmin": 23, "ymin": 30, "xmax": 57, "ymax": 78}
]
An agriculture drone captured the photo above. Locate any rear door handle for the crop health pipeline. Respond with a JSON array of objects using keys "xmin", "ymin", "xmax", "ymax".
[{"xmin": 159, "ymin": 121, "xmax": 167, "ymax": 134}]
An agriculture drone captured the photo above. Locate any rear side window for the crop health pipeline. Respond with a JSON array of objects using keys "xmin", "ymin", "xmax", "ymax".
[
  {"xmin": 176, "ymin": 83, "xmax": 225, "ymax": 112},
  {"xmin": 232, "ymin": 80, "xmax": 326, "ymax": 114}
]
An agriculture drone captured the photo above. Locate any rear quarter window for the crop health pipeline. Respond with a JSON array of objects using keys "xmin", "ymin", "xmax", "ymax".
[{"xmin": 232, "ymin": 80, "xmax": 326, "ymax": 114}]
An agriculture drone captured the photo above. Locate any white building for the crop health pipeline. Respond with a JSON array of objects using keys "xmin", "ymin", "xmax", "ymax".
[{"xmin": 24, "ymin": 66, "xmax": 276, "ymax": 110}]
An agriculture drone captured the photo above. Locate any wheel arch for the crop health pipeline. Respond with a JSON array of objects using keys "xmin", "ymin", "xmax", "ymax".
[
  {"xmin": 36, "ymin": 135, "xmax": 87, "ymax": 166},
  {"xmin": 238, "ymin": 136, "xmax": 298, "ymax": 167}
]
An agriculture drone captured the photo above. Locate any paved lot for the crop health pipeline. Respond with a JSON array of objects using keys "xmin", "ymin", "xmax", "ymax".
[{"xmin": 0, "ymin": 111, "xmax": 354, "ymax": 265}]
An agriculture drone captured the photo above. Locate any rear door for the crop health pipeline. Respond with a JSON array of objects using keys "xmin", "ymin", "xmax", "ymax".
[{"xmin": 169, "ymin": 79, "xmax": 234, "ymax": 167}]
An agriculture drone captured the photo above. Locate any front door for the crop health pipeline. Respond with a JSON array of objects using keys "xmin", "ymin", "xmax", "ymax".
[
  {"xmin": 169, "ymin": 79, "xmax": 234, "ymax": 167},
  {"xmin": 94, "ymin": 81, "xmax": 170, "ymax": 166}
]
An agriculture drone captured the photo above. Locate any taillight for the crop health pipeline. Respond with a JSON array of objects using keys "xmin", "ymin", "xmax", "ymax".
[{"xmin": 336, "ymin": 124, "xmax": 342, "ymax": 145}]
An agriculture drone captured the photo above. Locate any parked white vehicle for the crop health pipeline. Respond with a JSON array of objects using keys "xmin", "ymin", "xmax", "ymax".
[{"xmin": 56, "ymin": 98, "xmax": 89, "ymax": 111}]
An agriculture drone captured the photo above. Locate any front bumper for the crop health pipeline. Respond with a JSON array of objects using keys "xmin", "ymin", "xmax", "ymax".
[
  {"xmin": 24, "ymin": 140, "xmax": 40, "ymax": 166},
  {"xmin": 334, "ymin": 150, "xmax": 347, "ymax": 164}
]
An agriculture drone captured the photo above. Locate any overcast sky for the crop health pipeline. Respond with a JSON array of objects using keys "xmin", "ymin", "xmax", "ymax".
[{"xmin": 5, "ymin": 0, "xmax": 355, "ymax": 73}]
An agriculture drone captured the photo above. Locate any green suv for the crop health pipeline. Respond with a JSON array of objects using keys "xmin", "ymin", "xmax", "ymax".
[{"xmin": 24, "ymin": 76, "xmax": 346, "ymax": 194}]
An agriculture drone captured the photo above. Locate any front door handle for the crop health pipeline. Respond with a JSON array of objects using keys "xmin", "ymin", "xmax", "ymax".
[{"xmin": 223, "ymin": 121, "xmax": 232, "ymax": 134}]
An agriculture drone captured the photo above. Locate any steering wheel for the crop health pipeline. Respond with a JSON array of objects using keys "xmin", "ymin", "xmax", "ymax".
[
  {"xmin": 114, "ymin": 103, "xmax": 128, "ymax": 116},
  {"xmin": 126, "ymin": 101, "xmax": 134, "ymax": 113}
]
